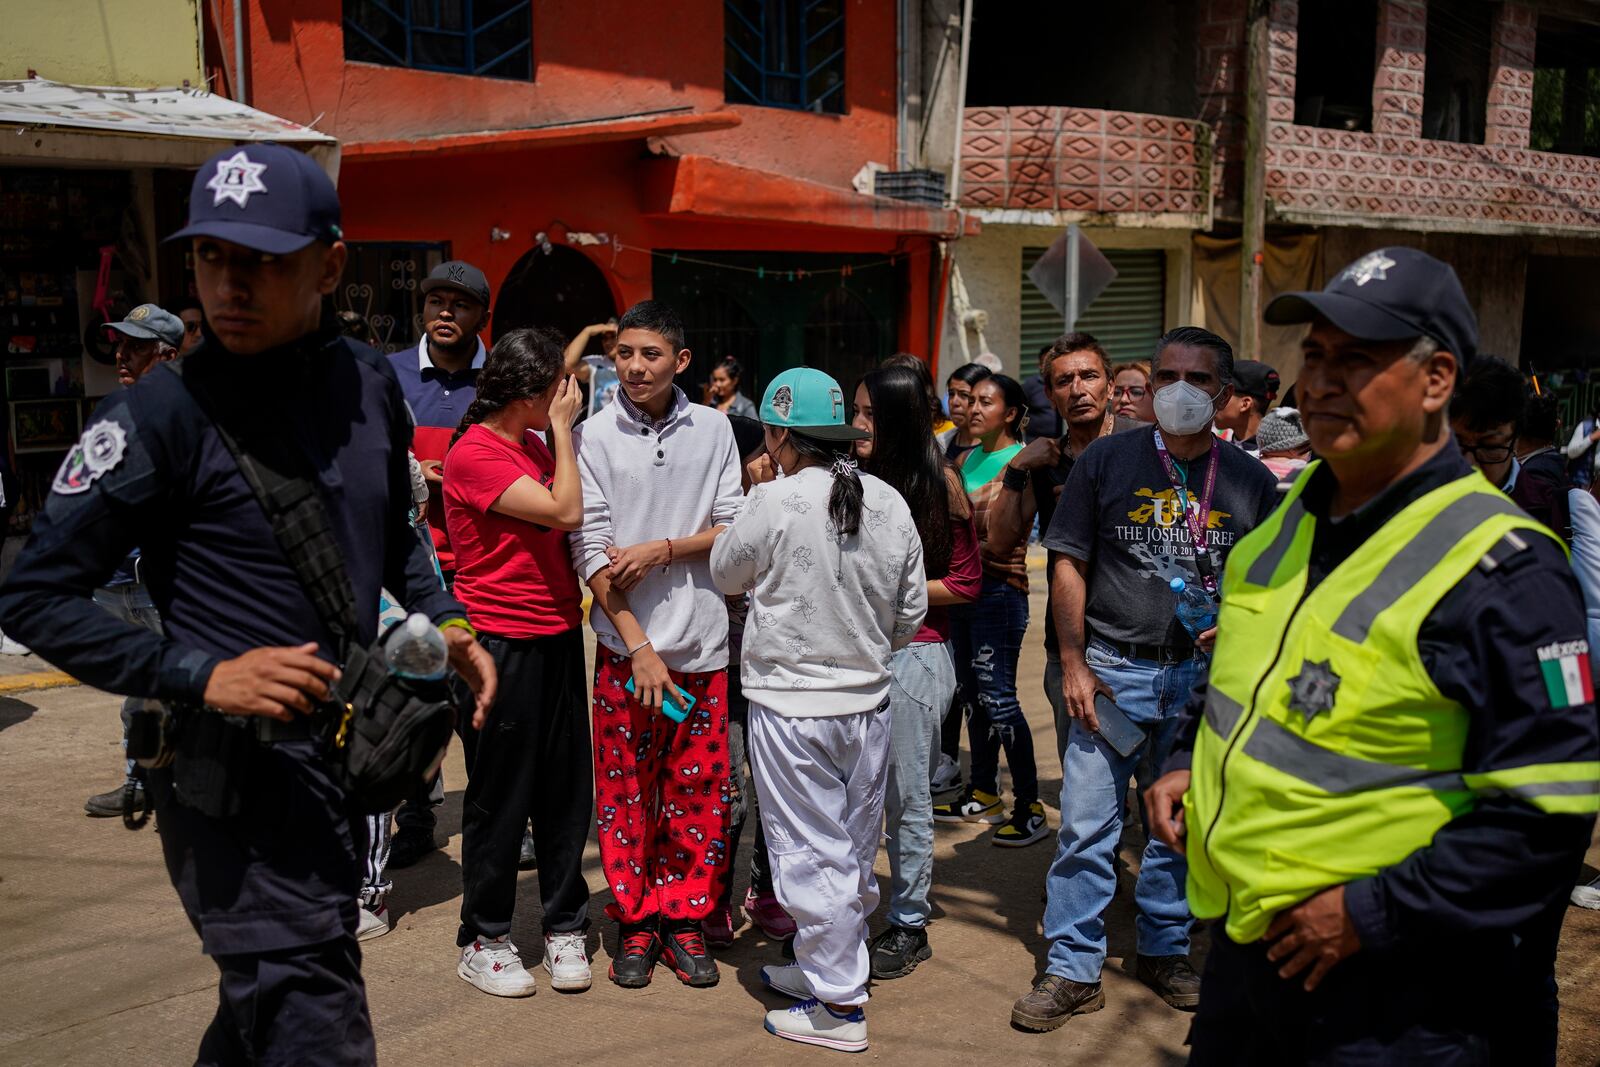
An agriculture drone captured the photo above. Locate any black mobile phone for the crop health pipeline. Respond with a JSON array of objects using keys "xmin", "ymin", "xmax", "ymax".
[{"xmin": 1093, "ymin": 693, "xmax": 1146, "ymax": 758}]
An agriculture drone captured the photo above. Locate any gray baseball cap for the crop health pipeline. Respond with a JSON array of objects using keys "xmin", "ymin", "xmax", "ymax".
[
  {"xmin": 105, "ymin": 303, "xmax": 184, "ymax": 348},
  {"xmin": 420, "ymin": 260, "xmax": 491, "ymax": 306}
]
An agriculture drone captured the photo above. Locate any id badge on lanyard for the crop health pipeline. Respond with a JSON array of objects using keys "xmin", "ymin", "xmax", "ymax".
[{"xmin": 1152, "ymin": 429, "xmax": 1221, "ymax": 595}]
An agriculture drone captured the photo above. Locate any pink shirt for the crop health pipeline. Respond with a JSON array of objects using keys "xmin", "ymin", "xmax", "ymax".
[{"xmin": 917, "ymin": 513, "xmax": 982, "ymax": 644}]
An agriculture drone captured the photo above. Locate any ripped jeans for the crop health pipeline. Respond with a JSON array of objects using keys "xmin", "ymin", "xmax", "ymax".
[{"xmin": 949, "ymin": 575, "xmax": 1037, "ymax": 806}]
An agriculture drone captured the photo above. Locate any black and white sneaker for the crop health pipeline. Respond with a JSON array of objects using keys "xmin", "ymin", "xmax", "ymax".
[
  {"xmin": 992, "ymin": 801, "xmax": 1049, "ymax": 847},
  {"xmin": 869, "ymin": 924, "xmax": 931, "ymax": 979}
]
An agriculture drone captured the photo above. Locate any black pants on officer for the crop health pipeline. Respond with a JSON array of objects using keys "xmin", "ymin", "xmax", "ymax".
[
  {"xmin": 1188, "ymin": 927, "xmax": 1495, "ymax": 1066},
  {"xmin": 149, "ymin": 737, "xmax": 375, "ymax": 1066}
]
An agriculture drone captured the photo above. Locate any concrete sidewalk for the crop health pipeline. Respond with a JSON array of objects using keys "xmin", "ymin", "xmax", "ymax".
[{"xmin": 2, "ymin": 576, "xmax": 1598, "ymax": 1065}]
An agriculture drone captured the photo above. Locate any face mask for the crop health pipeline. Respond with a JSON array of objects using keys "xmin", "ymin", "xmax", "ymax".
[{"xmin": 1152, "ymin": 381, "xmax": 1220, "ymax": 436}]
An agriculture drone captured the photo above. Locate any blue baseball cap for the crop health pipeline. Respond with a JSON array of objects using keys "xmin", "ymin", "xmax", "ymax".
[
  {"xmin": 1264, "ymin": 246, "xmax": 1478, "ymax": 364},
  {"xmin": 104, "ymin": 303, "xmax": 184, "ymax": 347},
  {"xmin": 760, "ymin": 367, "xmax": 868, "ymax": 441},
  {"xmin": 167, "ymin": 143, "xmax": 343, "ymax": 255}
]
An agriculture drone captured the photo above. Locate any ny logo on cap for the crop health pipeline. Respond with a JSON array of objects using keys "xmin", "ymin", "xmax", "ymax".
[
  {"xmin": 447, "ymin": 263, "xmax": 468, "ymax": 283},
  {"xmin": 206, "ymin": 151, "xmax": 269, "ymax": 209},
  {"xmin": 1339, "ymin": 251, "xmax": 1396, "ymax": 288}
]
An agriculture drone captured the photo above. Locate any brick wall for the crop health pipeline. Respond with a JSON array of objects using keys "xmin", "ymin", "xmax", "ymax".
[
  {"xmin": 1196, "ymin": 0, "xmax": 1247, "ymax": 218},
  {"xmin": 960, "ymin": 106, "xmax": 1209, "ymax": 221},
  {"xmin": 1485, "ymin": 2, "xmax": 1536, "ymax": 149},
  {"xmin": 1371, "ymin": 0, "xmax": 1426, "ymax": 137}
]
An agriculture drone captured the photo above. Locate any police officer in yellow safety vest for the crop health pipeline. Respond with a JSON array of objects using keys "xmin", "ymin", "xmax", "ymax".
[{"xmin": 1144, "ymin": 247, "xmax": 1600, "ymax": 1066}]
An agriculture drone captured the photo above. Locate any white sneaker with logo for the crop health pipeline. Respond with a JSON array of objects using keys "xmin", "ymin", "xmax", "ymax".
[
  {"xmin": 760, "ymin": 961, "xmax": 811, "ymax": 1000},
  {"xmin": 930, "ymin": 753, "xmax": 962, "ymax": 795},
  {"xmin": 764, "ymin": 997, "xmax": 868, "ymax": 1053},
  {"xmin": 1573, "ymin": 877, "xmax": 1600, "ymax": 910},
  {"xmin": 356, "ymin": 903, "xmax": 390, "ymax": 942},
  {"xmin": 543, "ymin": 931, "xmax": 592, "ymax": 992},
  {"xmin": 458, "ymin": 934, "xmax": 537, "ymax": 997}
]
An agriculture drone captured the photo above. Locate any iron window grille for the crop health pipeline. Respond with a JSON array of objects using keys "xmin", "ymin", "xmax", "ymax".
[
  {"xmin": 725, "ymin": 0, "xmax": 846, "ymax": 114},
  {"xmin": 344, "ymin": 0, "xmax": 533, "ymax": 81}
]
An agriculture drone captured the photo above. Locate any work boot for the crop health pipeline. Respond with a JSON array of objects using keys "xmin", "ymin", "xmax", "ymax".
[
  {"xmin": 660, "ymin": 919, "xmax": 720, "ymax": 987},
  {"xmin": 608, "ymin": 921, "xmax": 662, "ymax": 988},
  {"xmin": 387, "ymin": 826, "xmax": 437, "ymax": 869},
  {"xmin": 869, "ymin": 923, "xmax": 931, "ymax": 979},
  {"xmin": 1136, "ymin": 954, "xmax": 1201, "ymax": 1010},
  {"xmin": 1010, "ymin": 975, "xmax": 1105, "ymax": 1032},
  {"xmin": 85, "ymin": 781, "xmax": 140, "ymax": 818}
]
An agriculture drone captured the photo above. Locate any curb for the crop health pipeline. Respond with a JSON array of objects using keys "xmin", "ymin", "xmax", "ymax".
[{"xmin": 0, "ymin": 670, "xmax": 78, "ymax": 695}]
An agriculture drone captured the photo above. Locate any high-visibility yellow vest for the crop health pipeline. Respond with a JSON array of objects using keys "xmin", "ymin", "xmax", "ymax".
[{"xmin": 1185, "ymin": 463, "xmax": 1600, "ymax": 944}]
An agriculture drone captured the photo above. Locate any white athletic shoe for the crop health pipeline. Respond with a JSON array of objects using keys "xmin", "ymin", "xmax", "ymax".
[
  {"xmin": 930, "ymin": 753, "xmax": 962, "ymax": 795},
  {"xmin": 356, "ymin": 904, "xmax": 390, "ymax": 942},
  {"xmin": 458, "ymin": 934, "xmax": 537, "ymax": 997},
  {"xmin": 764, "ymin": 997, "xmax": 868, "ymax": 1053},
  {"xmin": 760, "ymin": 962, "xmax": 812, "ymax": 1000},
  {"xmin": 543, "ymin": 931, "xmax": 592, "ymax": 992},
  {"xmin": 1572, "ymin": 878, "xmax": 1600, "ymax": 910}
]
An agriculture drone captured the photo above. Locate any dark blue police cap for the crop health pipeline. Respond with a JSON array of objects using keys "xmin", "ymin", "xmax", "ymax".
[
  {"xmin": 1264, "ymin": 247, "xmax": 1478, "ymax": 364},
  {"xmin": 166, "ymin": 143, "xmax": 342, "ymax": 255}
]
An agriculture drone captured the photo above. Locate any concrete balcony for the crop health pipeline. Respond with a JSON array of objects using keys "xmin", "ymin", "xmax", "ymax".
[
  {"xmin": 959, "ymin": 106, "xmax": 1212, "ymax": 228},
  {"xmin": 1264, "ymin": 123, "xmax": 1600, "ymax": 237}
]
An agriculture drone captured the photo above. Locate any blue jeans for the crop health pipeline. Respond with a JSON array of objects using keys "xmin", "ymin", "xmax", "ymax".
[
  {"xmin": 1042, "ymin": 638, "xmax": 1204, "ymax": 982},
  {"xmin": 950, "ymin": 576, "xmax": 1037, "ymax": 805},
  {"xmin": 93, "ymin": 583, "xmax": 163, "ymax": 782},
  {"xmin": 884, "ymin": 642, "xmax": 957, "ymax": 928}
]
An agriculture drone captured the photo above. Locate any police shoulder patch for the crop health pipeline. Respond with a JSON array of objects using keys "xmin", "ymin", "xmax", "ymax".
[{"xmin": 52, "ymin": 418, "xmax": 129, "ymax": 496}]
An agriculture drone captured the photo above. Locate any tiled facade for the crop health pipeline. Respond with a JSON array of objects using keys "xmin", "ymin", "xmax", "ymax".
[
  {"xmin": 959, "ymin": 106, "xmax": 1211, "ymax": 224},
  {"xmin": 959, "ymin": 0, "xmax": 1600, "ymax": 238}
]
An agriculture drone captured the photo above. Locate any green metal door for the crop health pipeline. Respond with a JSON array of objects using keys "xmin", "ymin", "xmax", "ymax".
[{"xmin": 1021, "ymin": 246, "xmax": 1167, "ymax": 366}]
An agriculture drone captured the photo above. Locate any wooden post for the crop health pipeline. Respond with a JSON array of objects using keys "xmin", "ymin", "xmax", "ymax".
[{"xmin": 1239, "ymin": 0, "xmax": 1269, "ymax": 362}]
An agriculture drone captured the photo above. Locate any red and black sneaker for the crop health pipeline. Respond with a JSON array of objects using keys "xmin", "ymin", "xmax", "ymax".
[
  {"xmin": 660, "ymin": 919, "xmax": 720, "ymax": 987},
  {"xmin": 608, "ymin": 921, "xmax": 662, "ymax": 989}
]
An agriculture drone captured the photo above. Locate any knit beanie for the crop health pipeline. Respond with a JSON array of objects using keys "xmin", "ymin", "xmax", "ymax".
[{"xmin": 1256, "ymin": 407, "xmax": 1309, "ymax": 454}]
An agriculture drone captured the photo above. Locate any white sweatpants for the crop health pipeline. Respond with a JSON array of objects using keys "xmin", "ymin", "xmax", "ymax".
[{"xmin": 748, "ymin": 700, "xmax": 893, "ymax": 1006}]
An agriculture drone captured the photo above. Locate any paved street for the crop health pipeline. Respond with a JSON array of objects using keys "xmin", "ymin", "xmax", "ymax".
[{"xmin": 3, "ymin": 574, "xmax": 1599, "ymax": 1065}]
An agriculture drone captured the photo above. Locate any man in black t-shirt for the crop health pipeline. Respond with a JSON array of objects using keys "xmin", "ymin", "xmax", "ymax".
[
  {"xmin": 987, "ymin": 331, "xmax": 1117, "ymax": 758},
  {"xmin": 1010, "ymin": 326, "xmax": 1279, "ymax": 1034}
]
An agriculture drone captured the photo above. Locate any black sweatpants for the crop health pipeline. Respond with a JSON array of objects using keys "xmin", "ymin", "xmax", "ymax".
[
  {"xmin": 456, "ymin": 627, "xmax": 591, "ymax": 946},
  {"xmin": 1189, "ymin": 926, "xmax": 1495, "ymax": 1066},
  {"xmin": 197, "ymin": 937, "xmax": 374, "ymax": 1067}
]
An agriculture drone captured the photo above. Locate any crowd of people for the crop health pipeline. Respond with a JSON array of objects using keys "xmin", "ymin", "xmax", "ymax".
[{"xmin": 3, "ymin": 144, "xmax": 1597, "ymax": 1065}]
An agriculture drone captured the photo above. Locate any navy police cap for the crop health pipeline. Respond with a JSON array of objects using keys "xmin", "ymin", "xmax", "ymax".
[
  {"xmin": 167, "ymin": 143, "xmax": 342, "ymax": 255},
  {"xmin": 1264, "ymin": 247, "xmax": 1478, "ymax": 365}
]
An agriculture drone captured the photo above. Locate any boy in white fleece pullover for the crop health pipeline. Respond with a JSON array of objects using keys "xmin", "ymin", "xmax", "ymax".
[{"xmin": 711, "ymin": 368, "xmax": 926, "ymax": 1055}]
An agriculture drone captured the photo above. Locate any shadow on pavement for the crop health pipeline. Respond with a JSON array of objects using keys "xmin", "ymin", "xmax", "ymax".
[{"xmin": 0, "ymin": 696, "xmax": 36, "ymax": 733}]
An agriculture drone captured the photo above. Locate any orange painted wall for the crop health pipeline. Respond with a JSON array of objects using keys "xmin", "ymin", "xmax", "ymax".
[{"xmin": 243, "ymin": 0, "xmax": 897, "ymax": 190}]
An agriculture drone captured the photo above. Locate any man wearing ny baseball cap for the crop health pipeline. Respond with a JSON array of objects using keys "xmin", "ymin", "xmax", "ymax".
[
  {"xmin": 0, "ymin": 142, "xmax": 497, "ymax": 1065},
  {"xmin": 1143, "ymin": 247, "xmax": 1597, "ymax": 1063}
]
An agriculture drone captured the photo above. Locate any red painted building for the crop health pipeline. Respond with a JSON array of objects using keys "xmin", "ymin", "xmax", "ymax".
[{"xmin": 218, "ymin": 0, "xmax": 964, "ymax": 393}]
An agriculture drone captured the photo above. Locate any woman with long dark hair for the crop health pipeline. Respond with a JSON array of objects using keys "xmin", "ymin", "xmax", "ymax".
[
  {"xmin": 851, "ymin": 364, "xmax": 982, "ymax": 979},
  {"xmin": 944, "ymin": 362, "xmax": 992, "ymax": 461},
  {"xmin": 933, "ymin": 373, "xmax": 1047, "ymax": 847},
  {"xmin": 443, "ymin": 326, "xmax": 592, "ymax": 997},
  {"xmin": 709, "ymin": 356, "xmax": 758, "ymax": 419},
  {"xmin": 712, "ymin": 367, "xmax": 927, "ymax": 1053}
]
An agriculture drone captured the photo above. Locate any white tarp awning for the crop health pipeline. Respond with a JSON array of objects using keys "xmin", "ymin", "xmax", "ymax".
[{"xmin": 0, "ymin": 79, "xmax": 339, "ymax": 176}]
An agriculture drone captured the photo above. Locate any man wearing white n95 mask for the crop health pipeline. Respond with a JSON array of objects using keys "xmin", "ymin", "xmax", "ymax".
[{"xmin": 1010, "ymin": 326, "xmax": 1280, "ymax": 1032}]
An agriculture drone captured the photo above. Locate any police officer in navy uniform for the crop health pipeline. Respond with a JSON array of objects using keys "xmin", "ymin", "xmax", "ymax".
[
  {"xmin": 0, "ymin": 144, "xmax": 496, "ymax": 1065},
  {"xmin": 1144, "ymin": 248, "xmax": 1599, "ymax": 1065}
]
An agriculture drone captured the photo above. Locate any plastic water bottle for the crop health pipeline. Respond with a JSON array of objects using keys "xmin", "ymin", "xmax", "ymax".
[
  {"xmin": 384, "ymin": 612, "xmax": 448, "ymax": 680},
  {"xmin": 1171, "ymin": 577, "xmax": 1218, "ymax": 639}
]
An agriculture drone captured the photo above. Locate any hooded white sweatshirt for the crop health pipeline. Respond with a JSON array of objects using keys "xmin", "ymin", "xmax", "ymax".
[{"xmin": 711, "ymin": 466, "xmax": 927, "ymax": 717}]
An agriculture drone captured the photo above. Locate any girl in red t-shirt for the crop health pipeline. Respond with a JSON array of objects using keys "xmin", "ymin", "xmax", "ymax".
[{"xmin": 442, "ymin": 326, "xmax": 591, "ymax": 998}]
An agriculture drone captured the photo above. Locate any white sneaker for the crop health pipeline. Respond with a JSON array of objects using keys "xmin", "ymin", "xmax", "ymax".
[
  {"xmin": 760, "ymin": 961, "xmax": 811, "ymax": 1000},
  {"xmin": 1572, "ymin": 878, "xmax": 1600, "ymax": 910},
  {"xmin": 356, "ymin": 904, "xmax": 390, "ymax": 942},
  {"xmin": 458, "ymin": 934, "xmax": 537, "ymax": 997},
  {"xmin": 543, "ymin": 931, "xmax": 592, "ymax": 992},
  {"xmin": 930, "ymin": 753, "xmax": 962, "ymax": 795},
  {"xmin": 764, "ymin": 997, "xmax": 868, "ymax": 1053}
]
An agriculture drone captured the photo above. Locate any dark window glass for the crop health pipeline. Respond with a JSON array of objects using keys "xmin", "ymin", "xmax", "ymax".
[
  {"xmin": 725, "ymin": 0, "xmax": 846, "ymax": 114},
  {"xmin": 343, "ymin": 0, "xmax": 531, "ymax": 81},
  {"xmin": 1531, "ymin": 16, "xmax": 1600, "ymax": 157}
]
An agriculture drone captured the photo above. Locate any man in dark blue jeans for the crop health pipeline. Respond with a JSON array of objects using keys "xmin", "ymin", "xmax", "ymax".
[{"xmin": 1011, "ymin": 326, "xmax": 1279, "ymax": 1033}]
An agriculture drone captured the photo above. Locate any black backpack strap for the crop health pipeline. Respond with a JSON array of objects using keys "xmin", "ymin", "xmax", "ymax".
[{"xmin": 172, "ymin": 362, "xmax": 361, "ymax": 658}]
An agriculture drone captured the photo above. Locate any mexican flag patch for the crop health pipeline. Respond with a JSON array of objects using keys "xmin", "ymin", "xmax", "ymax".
[{"xmin": 1537, "ymin": 640, "xmax": 1593, "ymax": 708}]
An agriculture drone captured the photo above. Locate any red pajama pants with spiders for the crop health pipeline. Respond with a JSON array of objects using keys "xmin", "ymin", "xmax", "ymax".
[{"xmin": 592, "ymin": 648, "xmax": 732, "ymax": 925}]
